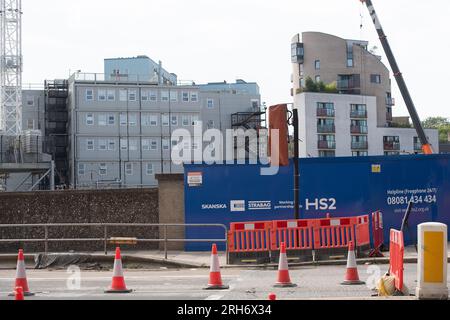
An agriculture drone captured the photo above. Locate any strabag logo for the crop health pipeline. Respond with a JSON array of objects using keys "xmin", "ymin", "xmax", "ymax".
[
  {"xmin": 230, "ymin": 200, "xmax": 246, "ymax": 212},
  {"xmin": 248, "ymin": 201, "xmax": 272, "ymax": 210},
  {"xmin": 202, "ymin": 203, "xmax": 227, "ymax": 210}
]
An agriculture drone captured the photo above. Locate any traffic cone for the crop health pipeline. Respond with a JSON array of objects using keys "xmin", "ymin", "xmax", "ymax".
[
  {"xmin": 274, "ymin": 243, "xmax": 297, "ymax": 288},
  {"xmin": 9, "ymin": 249, "xmax": 34, "ymax": 297},
  {"xmin": 14, "ymin": 287, "xmax": 24, "ymax": 301},
  {"xmin": 268, "ymin": 293, "xmax": 277, "ymax": 301},
  {"xmin": 204, "ymin": 244, "xmax": 229, "ymax": 290},
  {"xmin": 341, "ymin": 241, "xmax": 365, "ymax": 285},
  {"xmin": 104, "ymin": 247, "xmax": 132, "ymax": 293}
]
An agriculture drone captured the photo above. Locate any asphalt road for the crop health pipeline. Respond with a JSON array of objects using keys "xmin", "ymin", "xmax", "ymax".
[{"xmin": 0, "ymin": 264, "xmax": 448, "ymax": 300}]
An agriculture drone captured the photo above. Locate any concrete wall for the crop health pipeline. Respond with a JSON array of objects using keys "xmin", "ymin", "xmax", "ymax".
[
  {"xmin": 156, "ymin": 174, "xmax": 185, "ymax": 250},
  {"xmin": 0, "ymin": 189, "xmax": 159, "ymax": 253}
]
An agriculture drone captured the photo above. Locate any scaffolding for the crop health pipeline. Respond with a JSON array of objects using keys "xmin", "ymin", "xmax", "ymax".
[{"xmin": 0, "ymin": 0, "xmax": 22, "ymax": 136}]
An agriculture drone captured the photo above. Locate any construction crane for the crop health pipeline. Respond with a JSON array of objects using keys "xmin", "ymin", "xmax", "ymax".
[{"xmin": 360, "ymin": 0, "xmax": 433, "ymax": 154}]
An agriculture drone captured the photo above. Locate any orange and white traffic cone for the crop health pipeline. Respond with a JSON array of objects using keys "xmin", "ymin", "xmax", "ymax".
[
  {"xmin": 341, "ymin": 241, "xmax": 365, "ymax": 285},
  {"xmin": 204, "ymin": 244, "xmax": 229, "ymax": 290},
  {"xmin": 14, "ymin": 287, "xmax": 24, "ymax": 301},
  {"xmin": 9, "ymin": 249, "xmax": 34, "ymax": 297},
  {"xmin": 105, "ymin": 247, "xmax": 132, "ymax": 293},
  {"xmin": 274, "ymin": 243, "xmax": 297, "ymax": 288}
]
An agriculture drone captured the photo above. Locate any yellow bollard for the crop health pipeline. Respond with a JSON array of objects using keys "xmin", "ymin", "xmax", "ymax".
[{"xmin": 416, "ymin": 223, "xmax": 448, "ymax": 300}]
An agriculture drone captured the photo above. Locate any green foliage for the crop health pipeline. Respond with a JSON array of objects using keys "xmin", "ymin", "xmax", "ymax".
[
  {"xmin": 302, "ymin": 77, "xmax": 338, "ymax": 94},
  {"xmin": 422, "ymin": 117, "xmax": 450, "ymax": 143}
]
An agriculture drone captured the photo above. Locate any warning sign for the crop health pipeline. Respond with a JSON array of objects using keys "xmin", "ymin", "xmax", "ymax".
[
  {"xmin": 372, "ymin": 164, "xmax": 382, "ymax": 173},
  {"xmin": 187, "ymin": 172, "xmax": 203, "ymax": 187}
]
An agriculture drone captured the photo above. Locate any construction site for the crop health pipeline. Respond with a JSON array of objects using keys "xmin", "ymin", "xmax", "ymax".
[{"xmin": 0, "ymin": 0, "xmax": 449, "ymax": 308}]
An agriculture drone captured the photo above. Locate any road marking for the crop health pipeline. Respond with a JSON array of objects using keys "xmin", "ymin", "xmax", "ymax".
[{"xmin": 205, "ymin": 295, "xmax": 223, "ymax": 300}]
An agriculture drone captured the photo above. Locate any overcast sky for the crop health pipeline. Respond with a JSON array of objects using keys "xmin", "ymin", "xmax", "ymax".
[{"xmin": 22, "ymin": 0, "xmax": 450, "ymax": 119}]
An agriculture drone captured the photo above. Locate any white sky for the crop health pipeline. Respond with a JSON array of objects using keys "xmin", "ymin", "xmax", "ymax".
[{"xmin": 22, "ymin": 0, "xmax": 450, "ymax": 119}]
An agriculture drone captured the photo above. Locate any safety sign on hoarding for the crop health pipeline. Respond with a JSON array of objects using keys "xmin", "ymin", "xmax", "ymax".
[{"xmin": 187, "ymin": 172, "xmax": 203, "ymax": 187}]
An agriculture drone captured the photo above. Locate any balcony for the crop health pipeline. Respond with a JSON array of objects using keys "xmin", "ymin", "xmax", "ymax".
[
  {"xmin": 351, "ymin": 126, "xmax": 368, "ymax": 134},
  {"xmin": 384, "ymin": 142, "xmax": 401, "ymax": 151},
  {"xmin": 350, "ymin": 110, "xmax": 367, "ymax": 119},
  {"xmin": 351, "ymin": 141, "xmax": 368, "ymax": 150},
  {"xmin": 317, "ymin": 108, "xmax": 335, "ymax": 117},
  {"xmin": 317, "ymin": 125, "xmax": 336, "ymax": 134},
  {"xmin": 337, "ymin": 79, "xmax": 360, "ymax": 91},
  {"xmin": 386, "ymin": 112, "xmax": 393, "ymax": 122},
  {"xmin": 386, "ymin": 97, "xmax": 396, "ymax": 106},
  {"xmin": 318, "ymin": 141, "xmax": 336, "ymax": 150}
]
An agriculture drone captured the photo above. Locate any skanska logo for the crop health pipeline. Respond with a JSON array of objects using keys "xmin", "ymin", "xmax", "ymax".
[{"xmin": 201, "ymin": 204, "xmax": 227, "ymax": 210}]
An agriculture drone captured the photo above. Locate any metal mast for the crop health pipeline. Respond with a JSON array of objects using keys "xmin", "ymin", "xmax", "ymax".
[{"xmin": 0, "ymin": 0, "xmax": 22, "ymax": 136}]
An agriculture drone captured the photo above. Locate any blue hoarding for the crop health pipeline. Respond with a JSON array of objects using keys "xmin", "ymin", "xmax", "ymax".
[{"xmin": 184, "ymin": 154, "xmax": 450, "ymax": 251}]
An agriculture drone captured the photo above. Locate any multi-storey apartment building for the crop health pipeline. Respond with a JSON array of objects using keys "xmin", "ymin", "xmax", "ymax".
[
  {"xmin": 68, "ymin": 73, "xmax": 261, "ymax": 189},
  {"xmin": 296, "ymin": 92, "xmax": 438, "ymax": 158},
  {"xmin": 291, "ymin": 32, "xmax": 439, "ymax": 157}
]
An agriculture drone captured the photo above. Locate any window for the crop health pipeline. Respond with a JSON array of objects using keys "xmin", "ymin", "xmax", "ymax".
[
  {"xmin": 98, "ymin": 90, "xmax": 107, "ymax": 101},
  {"xmin": 86, "ymin": 89, "xmax": 94, "ymax": 101},
  {"xmin": 352, "ymin": 151, "xmax": 368, "ymax": 157},
  {"xmin": 150, "ymin": 139, "xmax": 158, "ymax": 151},
  {"xmin": 120, "ymin": 139, "xmax": 128, "ymax": 150},
  {"xmin": 108, "ymin": 114, "xmax": 115, "ymax": 125},
  {"xmin": 207, "ymin": 99, "xmax": 214, "ymax": 109},
  {"xmin": 315, "ymin": 75, "xmax": 321, "ymax": 82},
  {"xmin": 27, "ymin": 119, "xmax": 35, "ymax": 130},
  {"xmin": 315, "ymin": 60, "xmax": 320, "ymax": 70},
  {"xmin": 141, "ymin": 114, "xmax": 151, "ymax": 126},
  {"xmin": 150, "ymin": 115, "xmax": 158, "ymax": 126},
  {"xmin": 78, "ymin": 163, "xmax": 86, "ymax": 175},
  {"xmin": 171, "ymin": 115, "xmax": 178, "ymax": 126},
  {"xmin": 26, "ymin": 96, "xmax": 34, "ymax": 107},
  {"xmin": 142, "ymin": 139, "xmax": 151, "ymax": 151},
  {"xmin": 149, "ymin": 91, "xmax": 157, "ymax": 101},
  {"xmin": 99, "ymin": 163, "xmax": 107, "ymax": 176},
  {"xmin": 371, "ymin": 74, "xmax": 381, "ymax": 84},
  {"xmin": 98, "ymin": 139, "xmax": 107, "ymax": 151},
  {"xmin": 161, "ymin": 91, "xmax": 169, "ymax": 102},
  {"xmin": 129, "ymin": 139, "xmax": 138, "ymax": 151},
  {"xmin": 86, "ymin": 113, "xmax": 94, "ymax": 125},
  {"xmin": 120, "ymin": 113, "xmax": 127, "ymax": 126},
  {"xmin": 162, "ymin": 114, "xmax": 169, "ymax": 126},
  {"xmin": 98, "ymin": 114, "xmax": 107, "ymax": 126},
  {"xmin": 182, "ymin": 115, "xmax": 190, "ymax": 126},
  {"xmin": 170, "ymin": 91, "xmax": 178, "ymax": 102},
  {"xmin": 108, "ymin": 140, "xmax": 116, "ymax": 151},
  {"xmin": 146, "ymin": 163, "xmax": 154, "ymax": 176},
  {"xmin": 191, "ymin": 115, "xmax": 200, "ymax": 126},
  {"xmin": 107, "ymin": 90, "xmax": 115, "ymax": 101},
  {"xmin": 128, "ymin": 89, "xmax": 137, "ymax": 101},
  {"xmin": 207, "ymin": 120, "xmax": 214, "ymax": 129},
  {"xmin": 162, "ymin": 138, "xmax": 170, "ymax": 151},
  {"xmin": 319, "ymin": 150, "xmax": 335, "ymax": 158},
  {"xmin": 299, "ymin": 64, "xmax": 304, "ymax": 76},
  {"xmin": 86, "ymin": 139, "xmax": 94, "ymax": 151},
  {"xmin": 141, "ymin": 90, "xmax": 149, "ymax": 101},
  {"xmin": 182, "ymin": 92, "xmax": 189, "ymax": 102},
  {"xmin": 125, "ymin": 163, "xmax": 133, "ymax": 176},
  {"xmin": 129, "ymin": 114, "xmax": 137, "ymax": 126},
  {"xmin": 119, "ymin": 89, "xmax": 127, "ymax": 102},
  {"xmin": 190, "ymin": 92, "xmax": 198, "ymax": 102}
]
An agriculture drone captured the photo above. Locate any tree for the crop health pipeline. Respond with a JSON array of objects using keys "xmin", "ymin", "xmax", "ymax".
[{"xmin": 422, "ymin": 117, "xmax": 450, "ymax": 143}]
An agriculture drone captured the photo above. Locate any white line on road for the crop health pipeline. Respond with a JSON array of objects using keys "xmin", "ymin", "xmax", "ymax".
[{"xmin": 205, "ymin": 295, "xmax": 223, "ymax": 300}]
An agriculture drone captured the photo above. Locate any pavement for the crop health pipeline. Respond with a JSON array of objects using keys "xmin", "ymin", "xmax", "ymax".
[{"xmin": 1, "ymin": 263, "xmax": 442, "ymax": 300}]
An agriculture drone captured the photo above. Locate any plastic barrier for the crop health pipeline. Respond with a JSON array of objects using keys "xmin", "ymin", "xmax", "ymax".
[
  {"xmin": 228, "ymin": 221, "xmax": 272, "ymax": 265},
  {"xmin": 270, "ymin": 220, "xmax": 314, "ymax": 263},
  {"xmin": 227, "ymin": 214, "xmax": 371, "ymax": 264},
  {"xmin": 312, "ymin": 217, "xmax": 356, "ymax": 261},
  {"xmin": 389, "ymin": 229, "xmax": 404, "ymax": 292},
  {"xmin": 369, "ymin": 211, "xmax": 385, "ymax": 257},
  {"xmin": 355, "ymin": 215, "xmax": 371, "ymax": 256}
]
